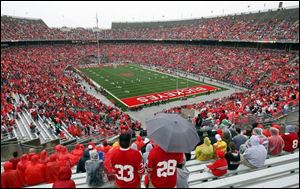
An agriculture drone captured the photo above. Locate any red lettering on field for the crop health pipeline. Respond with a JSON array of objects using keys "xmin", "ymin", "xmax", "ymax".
[{"xmin": 121, "ymin": 85, "xmax": 218, "ymax": 107}]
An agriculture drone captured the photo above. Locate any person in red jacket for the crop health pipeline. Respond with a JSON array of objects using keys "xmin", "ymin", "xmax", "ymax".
[
  {"xmin": 58, "ymin": 146, "xmax": 71, "ymax": 168},
  {"xmin": 133, "ymin": 135, "xmax": 144, "ymax": 151},
  {"xmin": 1, "ymin": 162, "xmax": 23, "ymax": 188},
  {"xmin": 16, "ymin": 154, "xmax": 29, "ymax": 186},
  {"xmin": 71, "ymin": 144, "xmax": 84, "ymax": 162},
  {"xmin": 25, "ymin": 155, "xmax": 45, "ymax": 186},
  {"xmin": 52, "ymin": 167, "xmax": 76, "ymax": 188},
  {"xmin": 205, "ymin": 150, "xmax": 228, "ymax": 177},
  {"xmin": 39, "ymin": 149, "xmax": 49, "ymax": 165},
  {"xmin": 45, "ymin": 154, "xmax": 60, "ymax": 183},
  {"xmin": 281, "ymin": 125, "xmax": 299, "ymax": 152},
  {"xmin": 268, "ymin": 127, "xmax": 285, "ymax": 155},
  {"xmin": 99, "ymin": 140, "xmax": 112, "ymax": 155}
]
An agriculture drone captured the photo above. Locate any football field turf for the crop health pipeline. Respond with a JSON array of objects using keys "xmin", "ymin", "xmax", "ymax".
[{"xmin": 78, "ymin": 64, "xmax": 225, "ymax": 109}]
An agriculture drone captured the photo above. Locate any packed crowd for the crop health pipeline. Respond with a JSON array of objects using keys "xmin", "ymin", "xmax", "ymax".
[
  {"xmin": 163, "ymin": 84, "xmax": 299, "ymax": 126},
  {"xmin": 1, "ymin": 45, "xmax": 141, "ymax": 141},
  {"xmin": 2, "ymin": 120, "xmax": 298, "ymax": 188},
  {"xmin": 1, "ymin": 8, "xmax": 299, "ymax": 42},
  {"xmin": 1, "ymin": 43, "xmax": 299, "ymax": 140},
  {"xmin": 97, "ymin": 43, "xmax": 299, "ymax": 89}
]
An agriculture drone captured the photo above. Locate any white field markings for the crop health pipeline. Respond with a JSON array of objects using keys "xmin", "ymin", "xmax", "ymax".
[
  {"xmin": 136, "ymin": 64, "xmax": 202, "ymax": 86},
  {"xmin": 73, "ymin": 67, "xmax": 128, "ymax": 107},
  {"xmin": 95, "ymin": 66, "xmax": 153, "ymax": 99}
]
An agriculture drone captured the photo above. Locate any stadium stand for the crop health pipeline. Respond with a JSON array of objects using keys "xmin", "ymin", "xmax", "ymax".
[
  {"xmin": 1, "ymin": 7, "xmax": 299, "ymax": 42},
  {"xmin": 1, "ymin": 5, "xmax": 299, "ymax": 188}
]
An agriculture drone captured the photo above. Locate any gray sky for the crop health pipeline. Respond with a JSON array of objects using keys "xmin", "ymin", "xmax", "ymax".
[{"xmin": 1, "ymin": 1, "xmax": 299, "ymax": 29}]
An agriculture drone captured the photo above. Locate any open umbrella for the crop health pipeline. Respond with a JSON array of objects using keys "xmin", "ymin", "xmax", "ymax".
[{"xmin": 146, "ymin": 113, "xmax": 199, "ymax": 153}]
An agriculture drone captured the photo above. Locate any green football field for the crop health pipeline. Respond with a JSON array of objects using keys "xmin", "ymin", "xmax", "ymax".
[{"xmin": 78, "ymin": 64, "xmax": 225, "ymax": 109}]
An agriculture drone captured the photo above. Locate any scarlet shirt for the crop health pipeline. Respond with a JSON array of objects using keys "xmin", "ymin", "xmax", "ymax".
[
  {"xmin": 110, "ymin": 147, "xmax": 144, "ymax": 188},
  {"xmin": 147, "ymin": 146, "xmax": 184, "ymax": 188},
  {"xmin": 281, "ymin": 132, "xmax": 299, "ymax": 152}
]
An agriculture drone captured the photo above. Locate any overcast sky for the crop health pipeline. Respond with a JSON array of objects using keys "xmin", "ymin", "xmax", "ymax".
[{"xmin": 1, "ymin": 1, "xmax": 299, "ymax": 29}]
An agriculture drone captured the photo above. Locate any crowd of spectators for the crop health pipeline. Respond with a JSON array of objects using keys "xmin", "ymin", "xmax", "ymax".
[
  {"xmin": 1, "ymin": 8, "xmax": 299, "ymax": 42},
  {"xmin": 96, "ymin": 43, "xmax": 299, "ymax": 89},
  {"xmin": 1, "ymin": 45, "xmax": 141, "ymax": 141},
  {"xmin": 1, "ymin": 43, "xmax": 299, "ymax": 141}
]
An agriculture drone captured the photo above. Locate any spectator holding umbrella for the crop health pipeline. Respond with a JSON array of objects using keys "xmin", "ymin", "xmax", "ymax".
[{"xmin": 145, "ymin": 113, "xmax": 199, "ymax": 188}]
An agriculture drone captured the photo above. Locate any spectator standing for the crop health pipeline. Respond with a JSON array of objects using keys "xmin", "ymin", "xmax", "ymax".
[
  {"xmin": 85, "ymin": 150, "xmax": 104, "ymax": 187},
  {"xmin": 110, "ymin": 133, "xmax": 144, "ymax": 188},
  {"xmin": 76, "ymin": 150, "xmax": 90, "ymax": 173},
  {"xmin": 147, "ymin": 144, "xmax": 184, "ymax": 188}
]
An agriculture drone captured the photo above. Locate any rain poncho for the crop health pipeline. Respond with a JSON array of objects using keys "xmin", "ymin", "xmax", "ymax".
[
  {"xmin": 52, "ymin": 167, "xmax": 75, "ymax": 188},
  {"xmin": 25, "ymin": 155, "xmax": 45, "ymax": 186},
  {"xmin": 195, "ymin": 137, "xmax": 214, "ymax": 161},
  {"xmin": 206, "ymin": 150, "xmax": 228, "ymax": 176},
  {"xmin": 213, "ymin": 139, "xmax": 227, "ymax": 154},
  {"xmin": 16, "ymin": 154, "xmax": 29, "ymax": 185},
  {"xmin": 85, "ymin": 150, "xmax": 104, "ymax": 187},
  {"xmin": 1, "ymin": 162, "xmax": 23, "ymax": 188},
  {"xmin": 71, "ymin": 144, "xmax": 84, "ymax": 162},
  {"xmin": 268, "ymin": 128, "xmax": 285, "ymax": 155},
  {"xmin": 45, "ymin": 154, "xmax": 60, "ymax": 183},
  {"xmin": 243, "ymin": 136, "xmax": 267, "ymax": 168}
]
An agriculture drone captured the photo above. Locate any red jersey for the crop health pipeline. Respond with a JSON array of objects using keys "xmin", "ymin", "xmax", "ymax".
[
  {"xmin": 111, "ymin": 148, "xmax": 144, "ymax": 188},
  {"xmin": 147, "ymin": 146, "xmax": 184, "ymax": 188},
  {"xmin": 281, "ymin": 133, "xmax": 299, "ymax": 152}
]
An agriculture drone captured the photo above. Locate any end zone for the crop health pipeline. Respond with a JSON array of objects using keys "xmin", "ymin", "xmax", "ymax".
[{"xmin": 121, "ymin": 85, "xmax": 219, "ymax": 107}]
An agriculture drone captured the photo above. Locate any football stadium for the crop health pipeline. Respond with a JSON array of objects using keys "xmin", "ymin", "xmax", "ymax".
[{"xmin": 1, "ymin": 1, "xmax": 299, "ymax": 188}]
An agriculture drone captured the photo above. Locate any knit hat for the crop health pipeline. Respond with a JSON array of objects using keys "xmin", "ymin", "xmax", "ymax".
[
  {"xmin": 144, "ymin": 137, "xmax": 150, "ymax": 144},
  {"xmin": 88, "ymin": 145, "xmax": 93, "ymax": 150},
  {"xmin": 215, "ymin": 134, "xmax": 222, "ymax": 141}
]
